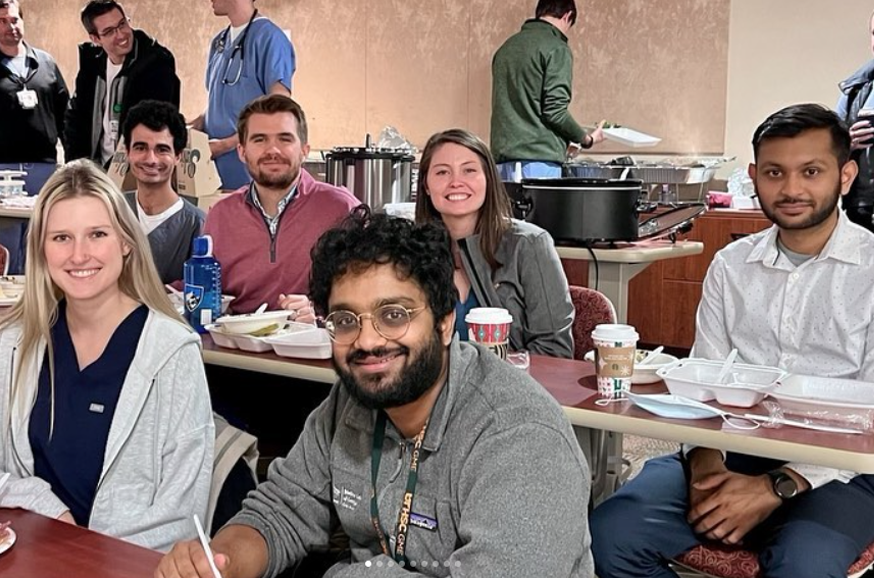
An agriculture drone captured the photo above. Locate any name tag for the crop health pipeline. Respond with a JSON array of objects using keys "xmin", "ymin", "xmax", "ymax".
[
  {"xmin": 16, "ymin": 89, "xmax": 37, "ymax": 110},
  {"xmin": 409, "ymin": 512, "xmax": 438, "ymax": 531},
  {"xmin": 89, "ymin": 403, "xmax": 105, "ymax": 414}
]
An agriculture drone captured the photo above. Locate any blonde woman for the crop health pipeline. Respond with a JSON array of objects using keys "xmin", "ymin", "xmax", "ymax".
[{"xmin": 0, "ymin": 160, "xmax": 214, "ymax": 552}]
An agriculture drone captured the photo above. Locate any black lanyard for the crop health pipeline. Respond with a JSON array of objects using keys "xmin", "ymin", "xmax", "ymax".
[{"xmin": 370, "ymin": 411, "xmax": 428, "ymax": 565}]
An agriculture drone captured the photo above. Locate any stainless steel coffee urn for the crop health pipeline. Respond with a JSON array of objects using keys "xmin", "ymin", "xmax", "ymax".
[{"xmin": 325, "ymin": 135, "xmax": 414, "ymax": 210}]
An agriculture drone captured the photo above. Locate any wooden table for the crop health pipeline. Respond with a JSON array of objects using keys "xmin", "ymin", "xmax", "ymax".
[
  {"xmin": 201, "ymin": 339, "xmax": 874, "ymax": 472},
  {"xmin": 0, "ymin": 509, "xmax": 161, "ymax": 578},
  {"xmin": 556, "ymin": 239, "xmax": 704, "ymax": 323},
  {"xmin": 530, "ymin": 355, "xmax": 874, "ymax": 473}
]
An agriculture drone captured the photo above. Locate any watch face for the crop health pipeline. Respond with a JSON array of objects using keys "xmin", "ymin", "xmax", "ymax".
[{"xmin": 774, "ymin": 474, "xmax": 798, "ymax": 499}]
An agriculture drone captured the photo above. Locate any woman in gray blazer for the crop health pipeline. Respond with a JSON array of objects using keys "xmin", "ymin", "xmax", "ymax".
[{"xmin": 415, "ymin": 129, "xmax": 574, "ymax": 358}]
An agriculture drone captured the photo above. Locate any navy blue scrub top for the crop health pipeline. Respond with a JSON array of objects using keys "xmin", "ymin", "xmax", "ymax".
[
  {"xmin": 454, "ymin": 290, "xmax": 479, "ymax": 342},
  {"xmin": 29, "ymin": 302, "xmax": 148, "ymax": 526}
]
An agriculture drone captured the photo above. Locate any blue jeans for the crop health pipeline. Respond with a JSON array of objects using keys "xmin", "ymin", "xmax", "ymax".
[
  {"xmin": 497, "ymin": 161, "xmax": 561, "ymax": 182},
  {"xmin": 591, "ymin": 453, "xmax": 874, "ymax": 578}
]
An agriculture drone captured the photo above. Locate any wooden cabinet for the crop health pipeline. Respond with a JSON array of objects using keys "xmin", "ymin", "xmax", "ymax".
[{"xmin": 626, "ymin": 209, "xmax": 771, "ymax": 349}]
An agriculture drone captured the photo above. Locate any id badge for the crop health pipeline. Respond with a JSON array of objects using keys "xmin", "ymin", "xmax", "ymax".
[
  {"xmin": 16, "ymin": 89, "xmax": 37, "ymax": 110},
  {"xmin": 110, "ymin": 119, "xmax": 119, "ymax": 146}
]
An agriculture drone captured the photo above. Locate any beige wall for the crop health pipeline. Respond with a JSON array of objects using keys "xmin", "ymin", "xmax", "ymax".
[
  {"xmin": 23, "ymin": 0, "xmax": 729, "ymax": 153},
  {"xmin": 722, "ymin": 0, "xmax": 873, "ymax": 175}
]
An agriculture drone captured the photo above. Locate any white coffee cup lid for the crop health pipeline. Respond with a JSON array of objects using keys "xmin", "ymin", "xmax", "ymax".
[
  {"xmin": 465, "ymin": 307, "xmax": 513, "ymax": 324},
  {"xmin": 591, "ymin": 323, "xmax": 639, "ymax": 342}
]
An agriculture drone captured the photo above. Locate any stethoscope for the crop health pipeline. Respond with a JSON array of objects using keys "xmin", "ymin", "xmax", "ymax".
[{"xmin": 213, "ymin": 9, "xmax": 257, "ymax": 86}]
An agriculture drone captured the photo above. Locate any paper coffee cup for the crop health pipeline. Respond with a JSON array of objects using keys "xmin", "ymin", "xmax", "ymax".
[
  {"xmin": 466, "ymin": 307, "xmax": 513, "ymax": 360},
  {"xmin": 591, "ymin": 324, "xmax": 639, "ymax": 399}
]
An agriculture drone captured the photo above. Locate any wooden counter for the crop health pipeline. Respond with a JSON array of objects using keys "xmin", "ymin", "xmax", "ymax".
[{"xmin": 624, "ymin": 208, "xmax": 770, "ymax": 349}]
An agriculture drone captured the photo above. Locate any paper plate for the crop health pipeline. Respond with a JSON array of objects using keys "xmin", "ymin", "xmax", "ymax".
[{"xmin": 603, "ymin": 127, "xmax": 662, "ymax": 148}]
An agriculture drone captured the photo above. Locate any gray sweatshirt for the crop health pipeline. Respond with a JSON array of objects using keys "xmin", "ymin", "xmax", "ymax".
[
  {"xmin": 0, "ymin": 311, "xmax": 214, "ymax": 552},
  {"xmin": 458, "ymin": 219, "xmax": 575, "ymax": 358},
  {"xmin": 231, "ymin": 338, "xmax": 594, "ymax": 577}
]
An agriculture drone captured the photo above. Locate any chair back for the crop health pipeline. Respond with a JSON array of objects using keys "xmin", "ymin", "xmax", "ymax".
[
  {"xmin": 208, "ymin": 413, "xmax": 259, "ymax": 534},
  {"xmin": 568, "ymin": 285, "xmax": 616, "ymax": 360}
]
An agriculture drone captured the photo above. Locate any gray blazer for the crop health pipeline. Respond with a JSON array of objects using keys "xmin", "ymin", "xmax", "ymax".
[{"xmin": 458, "ymin": 219, "xmax": 574, "ymax": 358}]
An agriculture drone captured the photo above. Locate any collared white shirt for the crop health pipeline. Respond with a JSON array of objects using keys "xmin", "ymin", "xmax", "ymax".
[
  {"xmin": 250, "ymin": 182, "xmax": 298, "ymax": 238},
  {"xmin": 690, "ymin": 210, "xmax": 874, "ymax": 488}
]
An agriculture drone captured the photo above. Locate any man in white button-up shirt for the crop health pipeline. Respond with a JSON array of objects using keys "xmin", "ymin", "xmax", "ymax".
[{"xmin": 592, "ymin": 104, "xmax": 874, "ymax": 578}]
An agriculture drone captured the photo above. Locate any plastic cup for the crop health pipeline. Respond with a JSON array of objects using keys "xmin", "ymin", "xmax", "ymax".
[
  {"xmin": 466, "ymin": 307, "xmax": 513, "ymax": 360},
  {"xmin": 591, "ymin": 323, "xmax": 639, "ymax": 399}
]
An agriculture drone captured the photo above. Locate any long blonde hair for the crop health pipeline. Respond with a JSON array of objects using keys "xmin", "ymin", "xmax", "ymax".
[{"xmin": 1, "ymin": 160, "xmax": 187, "ymax": 418}]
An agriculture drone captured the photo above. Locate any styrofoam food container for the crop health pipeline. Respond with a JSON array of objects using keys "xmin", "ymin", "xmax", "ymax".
[
  {"xmin": 632, "ymin": 352, "xmax": 680, "ymax": 384},
  {"xmin": 769, "ymin": 374, "xmax": 874, "ymax": 419},
  {"xmin": 205, "ymin": 322, "xmax": 314, "ymax": 353},
  {"xmin": 204, "ymin": 324, "xmax": 239, "ymax": 349},
  {"xmin": 215, "ymin": 310, "xmax": 290, "ymax": 335},
  {"xmin": 265, "ymin": 327, "xmax": 332, "ymax": 360},
  {"xmin": 656, "ymin": 358, "xmax": 786, "ymax": 408},
  {"xmin": 205, "ymin": 323, "xmax": 274, "ymax": 352},
  {"xmin": 584, "ymin": 349, "xmax": 679, "ymax": 384}
]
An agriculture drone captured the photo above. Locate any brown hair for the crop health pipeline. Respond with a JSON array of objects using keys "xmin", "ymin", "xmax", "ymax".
[
  {"xmin": 415, "ymin": 129, "xmax": 511, "ymax": 270},
  {"xmin": 81, "ymin": 0, "xmax": 126, "ymax": 35},
  {"xmin": 237, "ymin": 94, "xmax": 308, "ymax": 145},
  {"xmin": 0, "ymin": 0, "xmax": 22, "ymax": 17}
]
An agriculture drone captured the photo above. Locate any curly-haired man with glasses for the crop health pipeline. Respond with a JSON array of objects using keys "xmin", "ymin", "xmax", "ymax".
[{"xmin": 156, "ymin": 206, "xmax": 595, "ymax": 578}]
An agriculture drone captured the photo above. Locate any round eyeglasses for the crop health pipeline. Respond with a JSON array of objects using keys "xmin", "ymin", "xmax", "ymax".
[{"xmin": 324, "ymin": 305, "xmax": 426, "ymax": 344}]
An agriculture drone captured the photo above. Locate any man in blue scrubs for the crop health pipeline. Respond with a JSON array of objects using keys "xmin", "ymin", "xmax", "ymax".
[{"xmin": 193, "ymin": 0, "xmax": 295, "ymax": 190}]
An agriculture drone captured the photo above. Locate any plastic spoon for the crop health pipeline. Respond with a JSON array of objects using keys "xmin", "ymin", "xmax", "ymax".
[
  {"xmin": 254, "ymin": 303, "xmax": 268, "ymax": 315},
  {"xmin": 639, "ymin": 346, "xmax": 665, "ymax": 366},
  {"xmin": 715, "ymin": 348, "xmax": 738, "ymax": 384}
]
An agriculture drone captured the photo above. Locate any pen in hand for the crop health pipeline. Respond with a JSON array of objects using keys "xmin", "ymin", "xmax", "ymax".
[{"xmin": 193, "ymin": 514, "xmax": 224, "ymax": 578}]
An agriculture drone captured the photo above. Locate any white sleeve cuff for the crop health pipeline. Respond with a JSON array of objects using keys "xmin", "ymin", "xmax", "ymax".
[{"xmin": 783, "ymin": 463, "xmax": 858, "ymax": 490}]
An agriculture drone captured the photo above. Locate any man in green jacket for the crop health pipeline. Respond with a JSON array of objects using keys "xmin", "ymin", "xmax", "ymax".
[{"xmin": 490, "ymin": 0, "xmax": 604, "ymax": 181}]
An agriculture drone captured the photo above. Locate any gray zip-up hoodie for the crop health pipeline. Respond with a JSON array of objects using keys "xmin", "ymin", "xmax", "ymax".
[
  {"xmin": 0, "ymin": 310, "xmax": 214, "ymax": 552},
  {"xmin": 458, "ymin": 219, "xmax": 575, "ymax": 358},
  {"xmin": 231, "ymin": 339, "xmax": 594, "ymax": 578}
]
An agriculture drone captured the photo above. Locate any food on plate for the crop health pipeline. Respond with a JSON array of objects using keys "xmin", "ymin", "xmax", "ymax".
[
  {"xmin": 247, "ymin": 323, "xmax": 281, "ymax": 337},
  {"xmin": 0, "ymin": 521, "xmax": 10, "ymax": 540}
]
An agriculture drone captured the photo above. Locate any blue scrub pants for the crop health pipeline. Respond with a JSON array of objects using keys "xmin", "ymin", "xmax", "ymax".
[
  {"xmin": 497, "ymin": 161, "xmax": 562, "ymax": 182},
  {"xmin": 591, "ymin": 453, "xmax": 874, "ymax": 578}
]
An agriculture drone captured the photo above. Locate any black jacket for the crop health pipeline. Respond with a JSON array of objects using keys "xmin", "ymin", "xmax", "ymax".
[
  {"xmin": 0, "ymin": 44, "xmax": 68, "ymax": 163},
  {"xmin": 839, "ymin": 59, "xmax": 874, "ymax": 209},
  {"xmin": 64, "ymin": 29, "xmax": 180, "ymax": 162}
]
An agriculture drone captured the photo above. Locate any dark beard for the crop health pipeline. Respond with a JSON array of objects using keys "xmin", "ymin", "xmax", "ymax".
[
  {"xmin": 334, "ymin": 330, "xmax": 445, "ymax": 410},
  {"xmin": 252, "ymin": 164, "xmax": 299, "ymax": 191},
  {"xmin": 760, "ymin": 182, "xmax": 841, "ymax": 230}
]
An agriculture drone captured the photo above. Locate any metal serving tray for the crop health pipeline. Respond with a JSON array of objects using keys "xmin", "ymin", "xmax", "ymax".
[{"xmin": 564, "ymin": 163, "xmax": 717, "ymax": 184}]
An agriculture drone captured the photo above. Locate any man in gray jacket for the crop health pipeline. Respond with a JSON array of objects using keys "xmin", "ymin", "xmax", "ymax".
[{"xmin": 156, "ymin": 207, "xmax": 593, "ymax": 578}]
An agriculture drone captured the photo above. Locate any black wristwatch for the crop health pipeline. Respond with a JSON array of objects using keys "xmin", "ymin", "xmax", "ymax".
[{"xmin": 766, "ymin": 469, "xmax": 799, "ymax": 500}]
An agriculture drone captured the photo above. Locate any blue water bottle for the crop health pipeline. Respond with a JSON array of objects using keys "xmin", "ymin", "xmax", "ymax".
[{"xmin": 183, "ymin": 235, "xmax": 222, "ymax": 333}]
